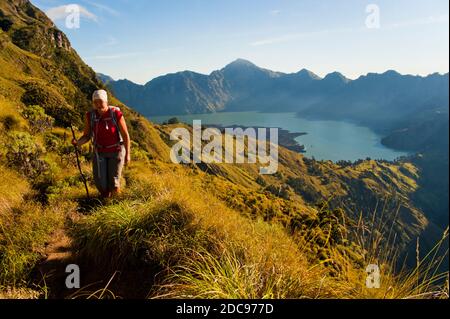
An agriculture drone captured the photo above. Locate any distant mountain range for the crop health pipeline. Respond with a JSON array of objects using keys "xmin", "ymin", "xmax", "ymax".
[
  {"xmin": 98, "ymin": 59, "xmax": 353, "ymax": 116},
  {"xmin": 98, "ymin": 59, "xmax": 448, "ymax": 129}
]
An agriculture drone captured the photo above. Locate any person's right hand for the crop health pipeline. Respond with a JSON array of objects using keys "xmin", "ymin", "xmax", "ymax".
[{"xmin": 71, "ymin": 138, "xmax": 78, "ymax": 147}]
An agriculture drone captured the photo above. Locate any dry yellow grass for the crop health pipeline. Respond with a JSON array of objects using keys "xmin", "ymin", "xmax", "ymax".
[{"xmin": 0, "ymin": 165, "xmax": 30, "ymax": 214}]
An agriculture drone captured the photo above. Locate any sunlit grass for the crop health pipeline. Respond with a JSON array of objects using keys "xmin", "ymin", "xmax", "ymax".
[
  {"xmin": 0, "ymin": 201, "xmax": 68, "ymax": 287},
  {"xmin": 72, "ymin": 170, "xmax": 338, "ymax": 299}
]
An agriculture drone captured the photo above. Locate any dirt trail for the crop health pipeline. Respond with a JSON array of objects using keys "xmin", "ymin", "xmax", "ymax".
[
  {"xmin": 33, "ymin": 229, "xmax": 76, "ymax": 298},
  {"xmin": 32, "ymin": 197, "xmax": 157, "ymax": 299}
]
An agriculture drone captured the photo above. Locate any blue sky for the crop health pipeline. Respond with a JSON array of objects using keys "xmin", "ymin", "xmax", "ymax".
[{"xmin": 31, "ymin": 0, "xmax": 449, "ymax": 84}]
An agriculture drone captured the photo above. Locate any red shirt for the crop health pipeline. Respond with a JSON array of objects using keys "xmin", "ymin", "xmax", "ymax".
[{"xmin": 87, "ymin": 107, "xmax": 123, "ymax": 153}]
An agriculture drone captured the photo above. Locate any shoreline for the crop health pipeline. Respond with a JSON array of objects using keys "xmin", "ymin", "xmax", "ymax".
[{"xmin": 204, "ymin": 124, "xmax": 307, "ymax": 153}]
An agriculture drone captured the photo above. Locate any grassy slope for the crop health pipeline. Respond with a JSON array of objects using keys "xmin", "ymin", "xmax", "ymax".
[
  {"xmin": 0, "ymin": 0, "xmax": 447, "ymax": 299},
  {"xmin": 156, "ymin": 124, "xmax": 430, "ymax": 246}
]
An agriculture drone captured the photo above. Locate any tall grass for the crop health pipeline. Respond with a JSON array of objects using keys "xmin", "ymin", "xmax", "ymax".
[
  {"xmin": 70, "ymin": 166, "xmax": 449, "ymax": 299},
  {"xmin": 154, "ymin": 248, "xmax": 311, "ymax": 299},
  {"xmin": 0, "ymin": 201, "xmax": 68, "ymax": 287},
  {"xmin": 332, "ymin": 201, "xmax": 449, "ymax": 299},
  {"xmin": 2, "ymin": 158, "xmax": 447, "ymax": 299},
  {"xmin": 72, "ymin": 168, "xmax": 339, "ymax": 299}
]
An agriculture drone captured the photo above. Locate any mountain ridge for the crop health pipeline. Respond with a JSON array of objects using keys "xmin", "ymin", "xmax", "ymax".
[{"xmin": 99, "ymin": 61, "xmax": 448, "ymax": 118}]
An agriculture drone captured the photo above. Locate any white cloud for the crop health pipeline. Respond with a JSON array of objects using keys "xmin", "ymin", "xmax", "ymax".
[
  {"xmin": 250, "ymin": 14, "xmax": 449, "ymax": 47},
  {"xmin": 386, "ymin": 14, "xmax": 449, "ymax": 29},
  {"xmin": 81, "ymin": 0, "xmax": 120, "ymax": 17},
  {"xmin": 270, "ymin": 10, "xmax": 281, "ymax": 16},
  {"xmin": 46, "ymin": 4, "xmax": 98, "ymax": 23},
  {"xmin": 250, "ymin": 28, "xmax": 353, "ymax": 46}
]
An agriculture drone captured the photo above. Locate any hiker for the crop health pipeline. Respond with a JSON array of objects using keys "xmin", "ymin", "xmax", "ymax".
[{"xmin": 72, "ymin": 90, "xmax": 131, "ymax": 198}]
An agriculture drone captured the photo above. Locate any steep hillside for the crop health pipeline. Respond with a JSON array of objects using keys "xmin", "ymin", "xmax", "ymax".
[
  {"xmin": 0, "ymin": 0, "xmax": 447, "ymax": 299},
  {"xmin": 0, "ymin": 0, "xmax": 168, "ymax": 161},
  {"xmin": 156, "ymin": 123, "xmax": 435, "ymax": 248}
]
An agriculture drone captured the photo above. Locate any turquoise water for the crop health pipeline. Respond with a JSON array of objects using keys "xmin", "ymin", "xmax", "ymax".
[{"xmin": 151, "ymin": 112, "xmax": 408, "ymax": 162}]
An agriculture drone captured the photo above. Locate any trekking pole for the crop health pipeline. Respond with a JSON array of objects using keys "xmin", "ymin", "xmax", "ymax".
[{"xmin": 70, "ymin": 126, "xmax": 90, "ymax": 199}]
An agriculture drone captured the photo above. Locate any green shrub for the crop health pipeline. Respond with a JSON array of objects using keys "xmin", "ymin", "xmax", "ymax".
[
  {"xmin": 167, "ymin": 117, "xmax": 180, "ymax": 125},
  {"xmin": 255, "ymin": 176, "xmax": 267, "ymax": 187},
  {"xmin": 20, "ymin": 81, "xmax": 80, "ymax": 127},
  {"xmin": 264, "ymin": 184, "xmax": 290, "ymax": 200},
  {"xmin": 1, "ymin": 114, "xmax": 20, "ymax": 131},
  {"xmin": 130, "ymin": 141, "xmax": 151, "ymax": 162},
  {"xmin": 0, "ymin": 18, "xmax": 13, "ymax": 32},
  {"xmin": 21, "ymin": 105, "xmax": 54, "ymax": 134},
  {"xmin": 44, "ymin": 133, "xmax": 61, "ymax": 152},
  {"xmin": 5, "ymin": 131, "xmax": 48, "ymax": 179},
  {"xmin": 56, "ymin": 143, "xmax": 78, "ymax": 168},
  {"xmin": 287, "ymin": 177, "xmax": 321, "ymax": 203}
]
